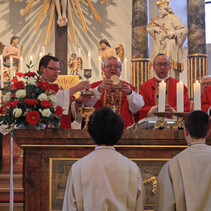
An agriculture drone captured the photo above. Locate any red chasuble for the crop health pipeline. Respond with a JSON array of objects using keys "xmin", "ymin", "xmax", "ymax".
[
  {"xmin": 139, "ymin": 77, "xmax": 190, "ymax": 120},
  {"xmin": 91, "ymin": 81, "xmax": 137, "ymax": 129},
  {"xmin": 201, "ymin": 85, "xmax": 211, "ymax": 129}
]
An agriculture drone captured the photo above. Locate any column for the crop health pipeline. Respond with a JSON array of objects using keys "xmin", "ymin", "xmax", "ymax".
[
  {"xmin": 131, "ymin": 0, "xmax": 149, "ymax": 92},
  {"xmin": 187, "ymin": 0, "xmax": 207, "ymax": 98}
]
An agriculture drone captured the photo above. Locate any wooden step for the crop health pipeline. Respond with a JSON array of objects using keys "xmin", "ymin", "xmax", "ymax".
[
  {"xmin": 0, "ymin": 174, "xmax": 23, "ymax": 188},
  {"xmin": 0, "ymin": 188, "xmax": 23, "ymax": 199},
  {"xmin": 0, "ymin": 203, "xmax": 23, "ymax": 211}
]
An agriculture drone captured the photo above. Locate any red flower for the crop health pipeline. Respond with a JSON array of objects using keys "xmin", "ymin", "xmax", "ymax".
[
  {"xmin": 55, "ymin": 106, "xmax": 63, "ymax": 116},
  {"xmin": 12, "ymin": 78, "xmax": 18, "ymax": 82},
  {"xmin": 11, "ymin": 81, "xmax": 25, "ymax": 89},
  {"xmin": 16, "ymin": 72, "xmax": 24, "ymax": 77},
  {"xmin": 26, "ymin": 110, "xmax": 40, "ymax": 125},
  {"xmin": 6, "ymin": 100, "xmax": 19, "ymax": 108},
  {"xmin": 24, "ymin": 72, "xmax": 36, "ymax": 77},
  {"xmin": 41, "ymin": 100, "xmax": 52, "ymax": 108},
  {"xmin": 37, "ymin": 81, "xmax": 50, "ymax": 91},
  {"xmin": 24, "ymin": 99, "xmax": 38, "ymax": 106},
  {"xmin": 50, "ymin": 84, "xmax": 59, "ymax": 93},
  {"xmin": 0, "ymin": 106, "xmax": 5, "ymax": 114}
]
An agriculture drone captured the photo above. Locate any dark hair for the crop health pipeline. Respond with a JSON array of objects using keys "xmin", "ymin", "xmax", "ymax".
[
  {"xmin": 103, "ymin": 56, "xmax": 122, "ymax": 70},
  {"xmin": 39, "ymin": 55, "xmax": 59, "ymax": 70},
  {"xmin": 71, "ymin": 53, "xmax": 76, "ymax": 58},
  {"xmin": 88, "ymin": 106, "xmax": 124, "ymax": 146},
  {"xmin": 153, "ymin": 53, "xmax": 170, "ymax": 65},
  {"xmin": 185, "ymin": 111, "xmax": 210, "ymax": 139},
  {"xmin": 99, "ymin": 39, "xmax": 111, "ymax": 47},
  {"xmin": 10, "ymin": 36, "xmax": 19, "ymax": 45}
]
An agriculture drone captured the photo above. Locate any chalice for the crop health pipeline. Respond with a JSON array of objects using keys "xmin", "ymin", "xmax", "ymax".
[
  {"xmin": 80, "ymin": 107, "xmax": 95, "ymax": 129},
  {"xmin": 81, "ymin": 69, "xmax": 94, "ymax": 96}
]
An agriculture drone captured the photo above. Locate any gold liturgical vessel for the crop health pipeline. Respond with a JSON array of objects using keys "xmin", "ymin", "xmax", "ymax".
[{"xmin": 81, "ymin": 69, "xmax": 94, "ymax": 96}]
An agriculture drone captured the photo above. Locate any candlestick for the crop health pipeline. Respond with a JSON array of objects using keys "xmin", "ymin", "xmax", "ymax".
[
  {"xmin": 98, "ymin": 56, "xmax": 101, "ymax": 79},
  {"xmin": 193, "ymin": 80, "xmax": 201, "ymax": 110},
  {"xmin": 0, "ymin": 55, "xmax": 3, "ymax": 88},
  {"xmin": 0, "ymin": 90, "xmax": 1, "ymax": 104},
  {"xmin": 124, "ymin": 57, "xmax": 127, "ymax": 81},
  {"xmin": 177, "ymin": 81, "xmax": 184, "ymax": 112},
  {"xmin": 158, "ymin": 80, "xmax": 166, "ymax": 112},
  {"xmin": 88, "ymin": 51, "xmax": 91, "ymax": 69},
  {"xmin": 78, "ymin": 48, "xmax": 81, "ymax": 57},
  {"xmin": 10, "ymin": 57, "xmax": 13, "ymax": 80},
  {"xmin": 42, "ymin": 46, "xmax": 45, "ymax": 56},
  {"xmin": 20, "ymin": 56, "xmax": 23, "ymax": 73}
]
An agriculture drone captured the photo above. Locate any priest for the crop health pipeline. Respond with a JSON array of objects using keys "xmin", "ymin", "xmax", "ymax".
[
  {"xmin": 139, "ymin": 53, "xmax": 190, "ymax": 120},
  {"xmin": 39, "ymin": 55, "xmax": 90, "ymax": 128},
  {"xmin": 155, "ymin": 111, "xmax": 211, "ymax": 211},
  {"xmin": 80, "ymin": 56, "xmax": 145, "ymax": 129}
]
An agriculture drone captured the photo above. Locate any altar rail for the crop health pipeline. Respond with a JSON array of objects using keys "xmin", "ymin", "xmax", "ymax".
[{"xmin": 14, "ymin": 129, "xmax": 211, "ymax": 211}]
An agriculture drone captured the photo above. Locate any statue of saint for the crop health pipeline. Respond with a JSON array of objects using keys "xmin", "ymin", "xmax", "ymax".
[
  {"xmin": 2, "ymin": 36, "xmax": 21, "ymax": 81},
  {"xmin": 68, "ymin": 53, "xmax": 82, "ymax": 78},
  {"xmin": 147, "ymin": 0, "xmax": 188, "ymax": 79},
  {"xmin": 55, "ymin": 0, "xmax": 68, "ymax": 27}
]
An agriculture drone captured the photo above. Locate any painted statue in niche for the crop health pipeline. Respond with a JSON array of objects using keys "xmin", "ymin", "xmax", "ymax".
[
  {"xmin": 55, "ymin": 0, "xmax": 68, "ymax": 27},
  {"xmin": 68, "ymin": 53, "xmax": 82, "ymax": 77},
  {"xmin": 147, "ymin": 0, "xmax": 188, "ymax": 79},
  {"xmin": 2, "ymin": 36, "xmax": 22, "ymax": 81}
]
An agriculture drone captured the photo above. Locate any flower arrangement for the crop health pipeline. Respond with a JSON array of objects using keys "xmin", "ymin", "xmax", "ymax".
[{"xmin": 0, "ymin": 69, "xmax": 63, "ymax": 131}]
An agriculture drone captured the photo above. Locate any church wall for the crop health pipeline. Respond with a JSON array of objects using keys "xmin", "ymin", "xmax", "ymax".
[{"xmin": 0, "ymin": 1, "xmax": 210, "ymax": 84}]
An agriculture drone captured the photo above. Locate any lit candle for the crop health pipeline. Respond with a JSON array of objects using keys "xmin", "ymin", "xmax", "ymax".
[
  {"xmin": 88, "ymin": 51, "xmax": 91, "ymax": 69},
  {"xmin": 194, "ymin": 80, "xmax": 201, "ymax": 110},
  {"xmin": 0, "ymin": 55, "xmax": 3, "ymax": 88},
  {"xmin": 30, "ymin": 55, "xmax": 33, "ymax": 72},
  {"xmin": 78, "ymin": 48, "xmax": 81, "ymax": 57},
  {"xmin": 177, "ymin": 81, "xmax": 184, "ymax": 112},
  {"xmin": 20, "ymin": 56, "xmax": 23, "ymax": 73},
  {"xmin": 39, "ymin": 52, "xmax": 43, "ymax": 61},
  {"xmin": 124, "ymin": 57, "xmax": 127, "ymax": 81},
  {"xmin": 10, "ymin": 57, "xmax": 13, "ymax": 80},
  {"xmin": 158, "ymin": 80, "xmax": 166, "ymax": 112},
  {"xmin": 42, "ymin": 46, "xmax": 45, "ymax": 56},
  {"xmin": 98, "ymin": 56, "xmax": 101, "ymax": 79}
]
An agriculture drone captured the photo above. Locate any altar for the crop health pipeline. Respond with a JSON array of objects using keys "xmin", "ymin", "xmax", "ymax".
[{"xmin": 14, "ymin": 129, "xmax": 211, "ymax": 211}]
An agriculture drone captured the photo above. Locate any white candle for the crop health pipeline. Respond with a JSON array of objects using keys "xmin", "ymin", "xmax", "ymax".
[
  {"xmin": 10, "ymin": 57, "xmax": 13, "ymax": 80},
  {"xmin": 39, "ymin": 52, "xmax": 43, "ymax": 61},
  {"xmin": 177, "ymin": 81, "xmax": 184, "ymax": 112},
  {"xmin": 88, "ymin": 51, "xmax": 91, "ymax": 69},
  {"xmin": 194, "ymin": 80, "xmax": 201, "ymax": 110},
  {"xmin": 30, "ymin": 55, "xmax": 33, "ymax": 72},
  {"xmin": 42, "ymin": 46, "xmax": 45, "ymax": 56},
  {"xmin": 78, "ymin": 48, "xmax": 81, "ymax": 57},
  {"xmin": 0, "ymin": 55, "xmax": 3, "ymax": 88},
  {"xmin": 124, "ymin": 57, "xmax": 127, "ymax": 81},
  {"xmin": 98, "ymin": 56, "xmax": 101, "ymax": 79},
  {"xmin": 20, "ymin": 56, "xmax": 23, "ymax": 73},
  {"xmin": 158, "ymin": 80, "xmax": 166, "ymax": 112}
]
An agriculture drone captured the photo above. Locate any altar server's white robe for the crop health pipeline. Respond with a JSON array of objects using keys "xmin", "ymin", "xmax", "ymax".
[
  {"xmin": 63, "ymin": 146, "xmax": 145, "ymax": 211},
  {"xmin": 155, "ymin": 143, "xmax": 211, "ymax": 211}
]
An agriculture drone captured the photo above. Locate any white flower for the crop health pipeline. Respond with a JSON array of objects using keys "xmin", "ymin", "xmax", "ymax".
[
  {"xmin": 40, "ymin": 108, "xmax": 52, "ymax": 117},
  {"xmin": 16, "ymin": 89, "xmax": 26, "ymax": 99},
  {"xmin": 48, "ymin": 95, "xmax": 55, "ymax": 104},
  {"xmin": 13, "ymin": 108, "xmax": 23, "ymax": 118},
  {"xmin": 38, "ymin": 93, "xmax": 48, "ymax": 101},
  {"xmin": 27, "ymin": 77, "xmax": 36, "ymax": 85},
  {"xmin": 3, "ymin": 92, "xmax": 11, "ymax": 102}
]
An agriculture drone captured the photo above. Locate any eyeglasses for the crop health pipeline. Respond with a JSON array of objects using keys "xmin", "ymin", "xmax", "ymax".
[
  {"xmin": 104, "ymin": 65, "xmax": 121, "ymax": 69},
  {"xmin": 201, "ymin": 82, "xmax": 211, "ymax": 86},
  {"xmin": 154, "ymin": 62, "xmax": 170, "ymax": 67},
  {"xmin": 46, "ymin": 66, "xmax": 61, "ymax": 72}
]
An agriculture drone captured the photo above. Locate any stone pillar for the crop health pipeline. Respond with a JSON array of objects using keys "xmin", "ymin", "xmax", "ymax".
[
  {"xmin": 187, "ymin": 0, "xmax": 207, "ymax": 98},
  {"xmin": 131, "ymin": 0, "xmax": 149, "ymax": 92}
]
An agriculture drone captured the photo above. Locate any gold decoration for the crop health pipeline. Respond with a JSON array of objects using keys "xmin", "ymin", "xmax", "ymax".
[
  {"xmin": 153, "ymin": 112, "xmax": 171, "ymax": 130},
  {"xmin": 115, "ymin": 44, "xmax": 124, "ymax": 63},
  {"xmin": 80, "ymin": 107, "xmax": 95, "ymax": 129},
  {"xmin": 17, "ymin": 0, "xmax": 108, "ymax": 46},
  {"xmin": 172, "ymin": 112, "xmax": 188, "ymax": 130},
  {"xmin": 143, "ymin": 176, "xmax": 157, "ymax": 194},
  {"xmin": 156, "ymin": 0, "xmax": 170, "ymax": 8}
]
